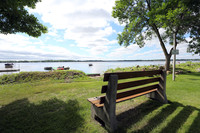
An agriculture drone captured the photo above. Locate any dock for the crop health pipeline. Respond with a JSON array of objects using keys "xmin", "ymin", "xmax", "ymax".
[
  {"xmin": 0, "ymin": 69, "xmax": 20, "ymax": 72},
  {"xmin": 87, "ymin": 73, "xmax": 100, "ymax": 77}
]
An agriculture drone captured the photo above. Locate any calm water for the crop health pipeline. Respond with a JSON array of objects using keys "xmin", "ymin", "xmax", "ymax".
[{"xmin": 0, "ymin": 61, "xmax": 195, "ymax": 75}]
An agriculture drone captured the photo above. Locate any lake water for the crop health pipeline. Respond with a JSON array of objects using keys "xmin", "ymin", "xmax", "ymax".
[{"xmin": 0, "ymin": 61, "xmax": 197, "ymax": 75}]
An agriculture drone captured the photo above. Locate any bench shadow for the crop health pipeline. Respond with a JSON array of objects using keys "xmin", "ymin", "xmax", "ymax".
[
  {"xmin": 116, "ymin": 100, "xmax": 200, "ymax": 133},
  {"xmin": 0, "ymin": 98, "xmax": 84, "ymax": 133},
  {"xmin": 187, "ymin": 110, "xmax": 200, "ymax": 133},
  {"xmin": 159, "ymin": 103, "xmax": 194, "ymax": 133},
  {"xmin": 116, "ymin": 100, "xmax": 163, "ymax": 132}
]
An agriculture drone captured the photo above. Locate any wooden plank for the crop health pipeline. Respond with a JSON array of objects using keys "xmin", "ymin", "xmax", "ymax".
[
  {"xmin": 100, "ymin": 84, "xmax": 159, "ymax": 104},
  {"xmin": 87, "ymin": 96, "xmax": 103, "ymax": 105},
  {"xmin": 116, "ymin": 88, "xmax": 157, "ymax": 103},
  {"xmin": 101, "ymin": 77, "xmax": 160, "ymax": 93},
  {"xmin": 116, "ymin": 84, "xmax": 159, "ymax": 99},
  {"xmin": 87, "ymin": 73, "xmax": 100, "ymax": 76},
  {"xmin": 103, "ymin": 70, "xmax": 162, "ymax": 81}
]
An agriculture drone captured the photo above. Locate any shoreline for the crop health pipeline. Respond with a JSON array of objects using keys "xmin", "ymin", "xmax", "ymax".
[{"xmin": 0, "ymin": 59, "xmax": 200, "ymax": 63}]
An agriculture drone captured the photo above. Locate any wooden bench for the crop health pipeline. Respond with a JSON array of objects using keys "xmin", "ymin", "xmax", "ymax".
[{"xmin": 87, "ymin": 70, "xmax": 168, "ymax": 132}]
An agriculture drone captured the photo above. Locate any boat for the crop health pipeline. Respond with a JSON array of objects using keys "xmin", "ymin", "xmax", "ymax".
[
  {"xmin": 5, "ymin": 63, "xmax": 14, "ymax": 68},
  {"xmin": 64, "ymin": 67, "xmax": 70, "ymax": 70},
  {"xmin": 57, "ymin": 66, "xmax": 70, "ymax": 70},
  {"xmin": 89, "ymin": 64, "xmax": 93, "ymax": 66},
  {"xmin": 57, "ymin": 66, "xmax": 64, "ymax": 70},
  {"xmin": 44, "ymin": 67, "xmax": 53, "ymax": 70}
]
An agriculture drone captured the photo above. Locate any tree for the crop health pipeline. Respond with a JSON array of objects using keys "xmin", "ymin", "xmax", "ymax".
[
  {"xmin": 112, "ymin": 0, "xmax": 200, "ymax": 70},
  {"xmin": 188, "ymin": 39, "xmax": 200, "ymax": 55},
  {"xmin": 0, "ymin": 0, "xmax": 47, "ymax": 37}
]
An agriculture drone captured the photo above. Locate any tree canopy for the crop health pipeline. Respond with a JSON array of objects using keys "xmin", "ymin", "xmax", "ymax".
[
  {"xmin": 0, "ymin": 0, "xmax": 47, "ymax": 37},
  {"xmin": 112, "ymin": 0, "xmax": 200, "ymax": 69}
]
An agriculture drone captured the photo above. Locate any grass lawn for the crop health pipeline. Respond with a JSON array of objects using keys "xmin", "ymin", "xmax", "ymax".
[{"xmin": 0, "ymin": 72, "xmax": 200, "ymax": 132}]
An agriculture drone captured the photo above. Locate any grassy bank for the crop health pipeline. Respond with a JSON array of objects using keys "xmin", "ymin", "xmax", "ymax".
[
  {"xmin": 0, "ymin": 63, "xmax": 200, "ymax": 133},
  {"xmin": 105, "ymin": 62, "xmax": 200, "ymax": 73},
  {"xmin": 0, "ymin": 70, "xmax": 86, "ymax": 84}
]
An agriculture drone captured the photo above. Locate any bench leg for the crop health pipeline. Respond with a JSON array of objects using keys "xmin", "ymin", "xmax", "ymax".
[
  {"xmin": 147, "ymin": 90, "xmax": 168, "ymax": 104},
  {"xmin": 91, "ymin": 104, "xmax": 107, "ymax": 125},
  {"xmin": 91, "ymin": 104, "xmax": 117, "ymax": 132},
  {"xmin": 90, "ymin": 74, "xmax": 118, "ymax": 132},
  {"xmin": 147, "ymin": 70, "xmax": 168, "ymax": 104}
]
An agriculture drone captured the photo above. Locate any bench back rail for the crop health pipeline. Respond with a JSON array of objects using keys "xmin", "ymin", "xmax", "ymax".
[{"xmin": 100, "ymin": 70, "xmax": 167, "ymax": 105}]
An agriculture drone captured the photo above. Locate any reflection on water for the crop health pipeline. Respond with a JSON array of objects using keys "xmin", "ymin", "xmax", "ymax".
[{"xmin": 0, "ymin": 61, "xmax": 194, "ymax": 75}]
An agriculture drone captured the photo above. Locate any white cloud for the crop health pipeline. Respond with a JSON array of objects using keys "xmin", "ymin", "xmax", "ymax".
[
  {"xmin": 133, "ymin": 49, "xmax": 162, "ymax": 57},
  {"xmin": 29, "ymin": 0, "xmax": 117, "ymax": 56},
  {"xmin": 108, "ymin": 45, "xmax": 140, "ymax": 59},
  {"xmin": 47, "ymin": 28, "xmax": 58, "ymax": 37},
  {"xmin": 0, "ymin": 34, "xmax": 86, "ymax": 60},
  {"xmin": 0, "ymin": 34, "xmax": 32, "ymax": 46},
  {"xmin": 30, "ymin": 0, "xmax": 115, "ymax": 29}
]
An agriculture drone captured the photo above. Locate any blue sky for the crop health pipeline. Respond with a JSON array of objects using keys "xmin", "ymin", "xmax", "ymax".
[{"xmin": 0, "ymin": 0, "xmax": 199, "ymax": 61}]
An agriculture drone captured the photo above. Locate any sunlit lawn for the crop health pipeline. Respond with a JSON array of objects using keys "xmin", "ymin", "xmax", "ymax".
[{"xmin": 0, "ymin": 72, "xmax": 200, "ymax": 133}]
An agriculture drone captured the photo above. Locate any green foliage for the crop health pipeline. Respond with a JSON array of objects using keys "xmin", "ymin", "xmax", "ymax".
[
  {"xmin": 0, "ymin": 0, "xmax": 47, "ymax": 37},
  {"xmin": 105, "ymin": 62, "xmax": 200, "ymax": 73},
  {"xmin": 0, "ymin": 70, "xmax": 86, "ymax": 84},
  {"xmin": 112, "ymin": 0, "xmax": 151, "ymax": 47},
  {"xmin": 112, "ymin": 0, "xmax": 200, "ymax": 54},
  {"xmin": 105, "ymin": 64, "xmax": 164, "ymax": 73},
  {"xmin": 188, "ymin": 39, "xmax": 200, "ymax": 55}
]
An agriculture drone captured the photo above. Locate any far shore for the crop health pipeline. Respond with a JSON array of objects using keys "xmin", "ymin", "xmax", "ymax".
[{"xmin": 0, "ymin": 59, "xmax": 200, "ymax": 63}]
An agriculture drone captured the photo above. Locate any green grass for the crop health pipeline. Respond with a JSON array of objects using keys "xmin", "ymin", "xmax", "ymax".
[{"xmin": 0, "ymin": 63, "xmax": 200, "ymax": 133}]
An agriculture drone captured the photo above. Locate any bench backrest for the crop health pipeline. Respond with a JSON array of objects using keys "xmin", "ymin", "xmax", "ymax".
[{"xmin": 100, "ymin": 70, "xmax": 166, "ymax": 104}]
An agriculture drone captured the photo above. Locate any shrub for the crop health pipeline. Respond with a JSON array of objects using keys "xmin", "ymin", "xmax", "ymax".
[{"xmin": 0, "ymin": 70, "xmax": 86, "ymax": 84}]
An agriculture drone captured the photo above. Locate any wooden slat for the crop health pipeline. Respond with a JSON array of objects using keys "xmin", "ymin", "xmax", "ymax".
[
  {"xmin": 116, "ymin": 88, "xmax": 157, "ymax": 103},
  {"xmin": 87, "ymin": 96, "xmax": 103, "ymax": 105},
  {"xmin": 103, "ymin": 70, "xmax": 162, "ymax": 81},
  {"xmin": 87, "ymin": 97, "xmax": 104, "ymax": 107},
  {"xmin": 101, "ymin": 77, "xmax": 160, "ymax": 93},
  {"xmin": 100, "ymin": 84, "xmax": 159, "ymax": 104},
  {"xmin": 94, "ymin": 103, "xmax": 104, "ymax": 107},
  {"xmin": 117, "ymin": 84, "xmax": 159, "ymax": 99}
]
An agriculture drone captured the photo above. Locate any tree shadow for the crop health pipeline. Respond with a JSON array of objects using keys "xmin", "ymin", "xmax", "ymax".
[
  {"xmin": 115, "ymin": 100, "xmax": 200, "ymax": 133},
  {"xmin": 0, "ymin": 98, "xmax": 84, "ymax": 133},
  {"xmin": 169, "ymin": 67, "xmax": 200, "ymax": 77}
]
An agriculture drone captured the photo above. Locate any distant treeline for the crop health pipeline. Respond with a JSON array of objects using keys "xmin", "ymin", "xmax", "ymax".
[{"xmin": 0, "ymin": 59, "xmax": 200, "ymax": 63}]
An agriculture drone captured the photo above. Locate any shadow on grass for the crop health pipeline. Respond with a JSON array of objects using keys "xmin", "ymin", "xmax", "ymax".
[
  {"xmin": 187, "ymin": 111, "xmax": 200, "ymax": 133},
  {"xmin": 185, "ymin": 72, "xmax": 200, "ymax": 77},
  {"xmin": 169, "ymin": 67, "xmax": 200, "ymax": 77},
  {"xmin": 115, "ymin": 100, "xmax": 200, "ymax": 133},
  {"xmin": 0, "ymin": 98, "xmax": 84, "ymax": 133},
  {"xmin": 116, "ymin": 100, "xmax": 163, "ymax": 132}
]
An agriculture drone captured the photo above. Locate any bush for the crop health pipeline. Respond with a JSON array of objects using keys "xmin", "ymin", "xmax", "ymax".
[
  {"xmin": 105, "ymin": 64, "xmax": 165, "ymax": 73},
  {"xmin": 0, "ymin": 70, "xmax": 86, "ymax": 84},
  {"xmin": 105, "ymin": 62, "xmax": 200, "ymax": 73}
]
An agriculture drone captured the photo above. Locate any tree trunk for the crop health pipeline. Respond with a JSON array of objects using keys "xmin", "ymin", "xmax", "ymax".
[
  {"xmin": 165, "ymin": 54, "xmax": 171, "ymax": 71},
  {"xmin": 151, "ymin": 25, "xmax": 171, "ymax": 71}
]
